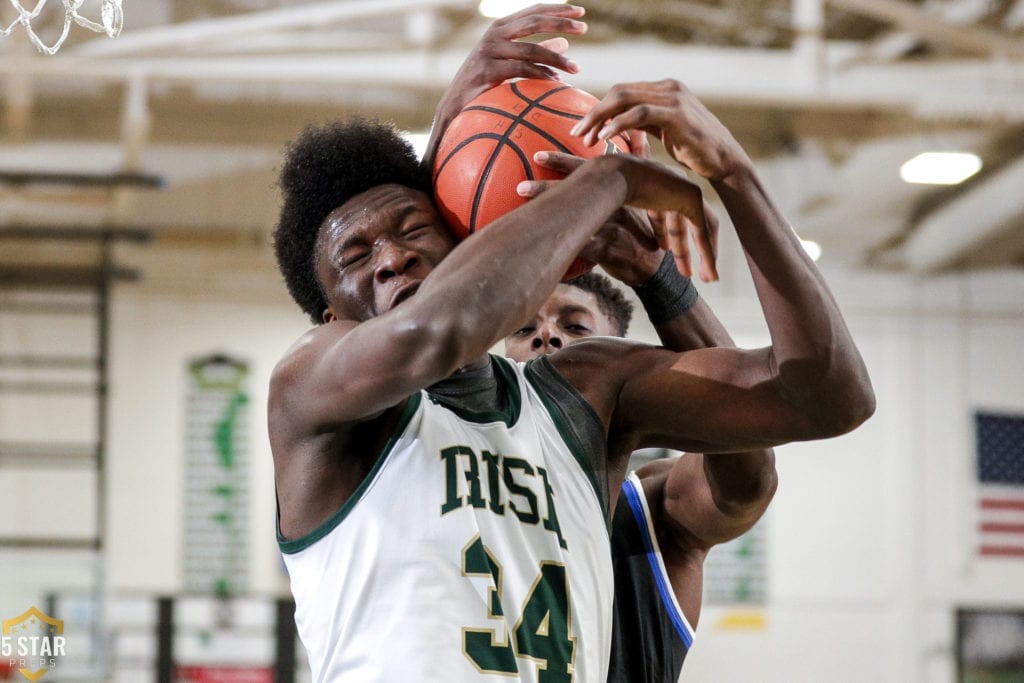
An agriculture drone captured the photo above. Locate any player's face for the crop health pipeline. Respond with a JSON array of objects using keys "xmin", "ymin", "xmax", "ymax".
[
  {"xmin": 504, "ymin": 284, "xmax": 619, "ymax": 362},
  {"xmin": 316, "ymin": 184, "xmax": 455, "ymax": 322}
]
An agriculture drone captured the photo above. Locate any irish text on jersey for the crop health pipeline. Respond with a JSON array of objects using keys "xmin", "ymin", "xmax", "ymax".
[{"xmin": 440, "ymin": 445, "xmax": 568, "ymax": 549}]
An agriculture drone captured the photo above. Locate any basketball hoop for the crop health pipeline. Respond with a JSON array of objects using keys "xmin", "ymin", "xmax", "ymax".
[{"xmin": 1, "ymin": 0, "xmax": 123, "ymax": 55}]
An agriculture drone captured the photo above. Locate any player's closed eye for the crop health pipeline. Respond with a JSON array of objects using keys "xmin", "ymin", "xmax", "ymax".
[
  {"xmin": 341, "ymin": 249, "xmax": 370, "ymax": 268},
  {"xmin": 402, "ymin": 224, "xmax": 429, "ymax": 238},
  {"xmin": 513, "ymin": 326, "xmax": 536, "ymax": 337}
]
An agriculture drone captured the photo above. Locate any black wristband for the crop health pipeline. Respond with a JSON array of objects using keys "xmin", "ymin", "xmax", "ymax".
[{"xmin": 631, "ymin": 252, "xmax": 698, "ymax": 326}]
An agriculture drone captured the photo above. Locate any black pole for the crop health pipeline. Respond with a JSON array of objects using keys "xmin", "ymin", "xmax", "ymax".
[
  {"xmin": 274, "ymin": 598, "xmax": 297, "ymax": 683},
  {"xmin": 156, "ymin": 597, "xmax": 174, "ymax": 683},
  {"xmin": 96, "ymin": 231, "xmax": 112, "ymax": 557}
]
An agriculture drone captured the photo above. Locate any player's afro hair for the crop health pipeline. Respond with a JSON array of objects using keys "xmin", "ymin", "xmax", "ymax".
[
  {"xmin": 274, "ymin": 118, "xmax": 432, "ymax": 323},
  {"xmin": 566, "ymin": 271, "xmax": 634, "ymax": 337}
]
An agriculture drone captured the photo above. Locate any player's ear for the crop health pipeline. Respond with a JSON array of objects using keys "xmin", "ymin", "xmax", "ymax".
[{"xmin": 322, "ymin": 308, "xmax": 337, "ymax": 324}]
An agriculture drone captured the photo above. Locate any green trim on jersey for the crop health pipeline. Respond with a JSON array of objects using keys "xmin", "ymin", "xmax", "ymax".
[
  {"xmin": 277, "ymin": 392, "xmax": 423, "ymax": 554},
  {"xmin": 523, "ymin": 358, "xmax": 609, "ymax": 522},
  {"xmin": 426, "ymin": 355, "xmax": 522, "ymax": 427}
]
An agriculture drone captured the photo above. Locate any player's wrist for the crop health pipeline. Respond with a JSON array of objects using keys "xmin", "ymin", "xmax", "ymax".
[
  {"xmin": 614, "ymin": 251, "xmax": 664, "ymax": 287},
  {"xmin": 710, "ymin": 153, "xmax": 756, "ymax": 187},
  {"xmin": 631, "ymin": 251, "xmax": 698, "ymax": 325}
]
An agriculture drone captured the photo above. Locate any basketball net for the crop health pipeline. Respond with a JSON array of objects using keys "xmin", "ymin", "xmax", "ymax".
[{"xmin": 1, "ymin": 0, "xmax": 123, "ymax": 55}]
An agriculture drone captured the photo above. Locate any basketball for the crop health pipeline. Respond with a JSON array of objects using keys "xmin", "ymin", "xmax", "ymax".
[{"xmin": 433, "ymin": 79, "xmax": 631, "ymax": 281}]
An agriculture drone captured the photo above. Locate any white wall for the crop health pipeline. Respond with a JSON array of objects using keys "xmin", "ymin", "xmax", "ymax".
[
  {"xmin": 673, "ymin": 232, "xmax": 1024, "ymax": 681},
  {"xmin": 105, "ymin": 245, "xmax": 309, "ymax": 598},
  {"xmin": 3, "ymin": 225, "xmax": 1022, "ymax": 682}
]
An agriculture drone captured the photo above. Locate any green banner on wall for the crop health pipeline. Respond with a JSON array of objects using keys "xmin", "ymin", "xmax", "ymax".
[{"xmin": 184, "ymin": 354, "xmax": 250, "ymax": 596}]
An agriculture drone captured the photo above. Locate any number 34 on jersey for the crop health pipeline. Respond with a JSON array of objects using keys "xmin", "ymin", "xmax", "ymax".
[{"xmin": 461, "ymin": 535, "xmax": 576, "ymax": 682}]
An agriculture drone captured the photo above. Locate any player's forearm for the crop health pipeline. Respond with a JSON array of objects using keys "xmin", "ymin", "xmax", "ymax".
[
  {"xmin": 652, "ymin": 299, "xmax": 733, "ymax": 351},
  {"xmin": 414, "ymin": 157, "xmax": 629, "ymax": 366},
  {"xmin": 711, "ymin": 165, "xmax": 874, "ymax": 435},
  {"xmin": 630, "ymin": 251, "xmax": 734, "ymax": 351},
  {"xmin": 644, "ymin": 268, "xmax": 778, "ymax": 509}
]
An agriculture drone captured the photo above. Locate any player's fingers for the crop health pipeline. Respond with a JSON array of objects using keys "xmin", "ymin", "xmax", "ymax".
[
  {"xmin": 646, "ymin": 209, "xmax": 664, "ymax": 239},
  {"xmin": 516, "ymin": 179, "xmax": 557, "ymax": 197},
  {"xmin": 490, "ymin": 39, "xmax": 580, "ymax": 74},
  {"xmin": 582, "ymin": 104, "xmax": 675, "ymax": 148},
  {"xmin": 618, "ymin": 207, "xmax": 658, "ymax": 249},
  {"xmin": 704, "ymin": 200, "xmax": 720, "ymax": 263},
  {"xmin": 571, "ymin": 81, "xmax": 667, "ymax": 141},
  {"xmin": 537, "ymin": 37, "xmax": 569, "ymax": 54},
  {"xmin": 577, "ymin": 229, "xmax": 613, "ymax": 262},
  {"xmin": 629, "ymin": 129, "xmax": 650, "ymax": 158},
  {"xmin": 688, "ymin": 205, "xmax": 720, "ymax": 280},
  {"xmin": 507, "ymin": 63, "xmax": 561, "ymax": 82},
  {"xmin": 663, "ymin": 210, "xmax": 693, "ymax": 278},
  {"xmin": 702, "ymin": 201, "xmax": 720, "ymax": 282},
  {"xmin": 501, "ymin": 2, "xmax": 586, "ymax": 23},
  {"xmin": 516, "ymin": 150, "xmax": 586, "ymax": 196},
  {"xmin": 496, "ymin": 7, "xmax": 587, "ymax": 42},
  {"xmin": 532, "ymin": 150, "xmax": 586, "ymax": 174}
]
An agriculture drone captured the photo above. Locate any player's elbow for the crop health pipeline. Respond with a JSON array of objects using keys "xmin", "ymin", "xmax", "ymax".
[
  {"xmin": 778, "ymin": 353, "xmax": 876, "ymax": 439},
  {"xmin": 817, "ymin": 372, "xmax": 876, "ymax": 437},
  {"xmin": 712, "ymin": 451, "xmax": 779, "ymax": 516},
  {"xmin": 843, "ymin": 377, "xmax": 876, "ymax": 431}
]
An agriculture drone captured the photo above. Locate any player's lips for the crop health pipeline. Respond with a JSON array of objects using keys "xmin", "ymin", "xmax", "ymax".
[{"xmin": 390, "ymin": 281, "xmax": 421, "ymax": 310}]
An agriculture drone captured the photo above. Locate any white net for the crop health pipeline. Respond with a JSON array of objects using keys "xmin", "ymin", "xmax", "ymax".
[{"xmin": 1, "ymin": 0, "xmax": 123, "ymax": 55}]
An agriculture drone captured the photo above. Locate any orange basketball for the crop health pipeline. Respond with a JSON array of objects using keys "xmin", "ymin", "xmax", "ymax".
[{"xmin": 433, "ymin": 79, "xmax": 630, "ymax": 281}]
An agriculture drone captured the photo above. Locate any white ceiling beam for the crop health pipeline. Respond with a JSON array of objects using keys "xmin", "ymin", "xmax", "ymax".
[
  {"xmin": 5, "ymin": 43, "xmax": 1024, "ymax": 120},
  {"xmin": 826, "ymin": 0, "xmax": 1024, "ymax": 58},
  {"xmin": 793, "ymin": 0, "xmax": 826, "ymax": 89},
  {"xmin": 71, "ymin": 0, "xmax": 475, "ymax": 57},
  {"xmin": 187, "ymin": 31, "xmax": 410, "ymax": 55},
  {"xmin": 901, "ymin": 156, "xmax": 1024, "ymax": 272},
  {"xmin": 847, "ymin": 30, "xmax": 921, "ymax": 64}
]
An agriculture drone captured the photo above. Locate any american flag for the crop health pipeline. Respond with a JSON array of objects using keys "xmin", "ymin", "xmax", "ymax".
[{"xmin": 976, "ymin": 412, "xmax": 1024, "ymax": 559}]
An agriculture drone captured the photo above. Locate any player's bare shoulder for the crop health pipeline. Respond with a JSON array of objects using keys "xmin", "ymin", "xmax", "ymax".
[
  {"xmin": 544, "ymin": 336, "xmax": 658, "ymax": 417},
  {"xmin": 268, "ymin": 321, "xmax": 360, "ymax": 445},
  {"xmin": 547, "ymin": 335, "xmax": 659, "ymax": 376}
]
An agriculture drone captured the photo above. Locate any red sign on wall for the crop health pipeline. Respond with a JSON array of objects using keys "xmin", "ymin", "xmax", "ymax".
[{"xmin": 175, "ymin": 666, "xmax": 273, "ymax": 683}]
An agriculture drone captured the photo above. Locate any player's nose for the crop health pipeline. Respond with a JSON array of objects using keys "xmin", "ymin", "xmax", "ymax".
[
  {"xmin": 375, "ymin": 242, "xmax": 419, "ymax": 281},
  {"xmin": 530, "ymin": 328, "xmax": 563, "ymax": 353}
]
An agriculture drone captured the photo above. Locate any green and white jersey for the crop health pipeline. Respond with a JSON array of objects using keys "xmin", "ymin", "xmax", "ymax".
[{"xmin": 279, "ymin": 355, "xmax": 612, "ymax": 683}]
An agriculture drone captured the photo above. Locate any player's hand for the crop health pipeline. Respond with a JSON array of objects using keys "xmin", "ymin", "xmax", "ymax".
[
  {"xmin": 449, "ymin": 3, "xmax": 586, "ymax": 98},
  {"xmin": 646, "ymin": 205, "xmax": 719, "ymax": 281},
  {"xmin": 424, "ymin": 4, "xmax": 587, "ymax": 166},
  {"xmin": 519, "ymin": 151, "xmax": 718, "ymax": 281},
  {"xmin": 571, "ymin": 79, "xmax": 751, "ymax": 182},
  {"xmin": 579, "ymin": 210, "xmax": 663, "ymax": 286},
  {"xmin": 582, "ymin": 129, "xmax": 719, "ymax": 282}
]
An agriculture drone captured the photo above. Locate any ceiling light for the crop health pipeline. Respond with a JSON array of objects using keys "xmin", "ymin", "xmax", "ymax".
[
  {"xmin": 800, "ymin": 239, "xmax": 822, "ymax": 262},
  {"xmin": 899, "ymin": 152, "xmax": 982, "ymax": 185},
  {"xmin": 479, "ymin": 0, "xmax": 566, "ymax": 19}
]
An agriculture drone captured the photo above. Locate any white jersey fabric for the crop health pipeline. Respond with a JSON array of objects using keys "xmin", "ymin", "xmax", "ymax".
[{"xmin": 280, "ymin": 356, "xmax": 613, "ymax": 683}]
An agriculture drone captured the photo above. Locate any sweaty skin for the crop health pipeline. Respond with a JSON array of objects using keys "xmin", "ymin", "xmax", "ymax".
[
  {"xmin": 505, "ymin": 273, "xmax": 776, "ymax": 632},
  {"xmin": 271, "ymin": 10, "xmax": 873, "ymax": 681}
]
